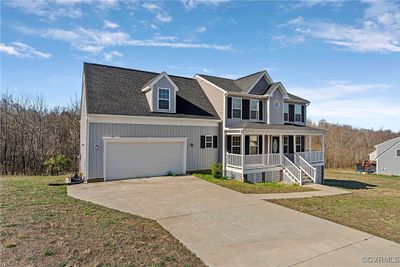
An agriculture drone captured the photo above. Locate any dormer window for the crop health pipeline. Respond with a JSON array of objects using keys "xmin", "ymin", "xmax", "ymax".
[
  {"xmin": 158, "ymin": 88, "xmax": 170, "ymax": 110},
  {"xmin": 232, "ymin": 98, "xmax": 242, "ymax": 119}
]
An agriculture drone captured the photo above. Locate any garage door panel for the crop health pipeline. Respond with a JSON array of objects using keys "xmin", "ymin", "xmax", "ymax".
[{"xmin": 105, "ymin": 140, "xmax": 185, "ymax": 180}]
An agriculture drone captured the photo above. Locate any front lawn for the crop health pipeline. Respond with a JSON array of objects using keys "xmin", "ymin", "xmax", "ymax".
[
  {"xmin": 270, "ymin": 169, "xmax": 400, "ymax": 243},
  {"xmin": 0, "ymin": 175, "xmax": 205, "ymax": 266},
  {"xmin": 193, "ymin": 173, "xmax": 316, "ymax": 194}
]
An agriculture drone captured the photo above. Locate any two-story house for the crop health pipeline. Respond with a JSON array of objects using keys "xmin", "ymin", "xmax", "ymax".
[{"xmin": 80, "ymin": 63, "xmax": 325, "ymax": 185}]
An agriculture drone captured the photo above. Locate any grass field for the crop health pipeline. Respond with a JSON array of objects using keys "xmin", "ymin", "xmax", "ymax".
[
  {"xmin": 193, "ymin": 173, "xmax": 316, "ymax": 194},
  {"xmin": 0, "ymin": 175, "xmax": 205, "ymax": 267},
  {"xmin": 270, "ymin": 169, "xmax": 400, "ymax": 243}
]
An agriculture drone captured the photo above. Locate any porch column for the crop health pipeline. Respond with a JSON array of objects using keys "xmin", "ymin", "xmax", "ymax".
[
  {"xmin": 321, "ymin": 134, "xmax": 325, "ymax": 154},
  {"xmin": 222, "ymin": 131, "xmax": 226, "ymax": 176},
  {"xmin": 262, "ymin": 135, "xmax": 265, "ymax": 165},
  {"xmin": 293, "ymin": 134, "xmax": 297, "ymax": 153},
  {"xmin": 241, "ymin": 133, "xmax": 245, "ymax": 174},
  {"xmin": 279, "ymin": 135, "xmax": 283, "ymax": 164},
  {"xmin": 308, "ymin": 135, "xmax": 312, "ymax": 152},
  {"xmin": 267, "ymin": 135, "xmax": 270, "ymax": 154}
]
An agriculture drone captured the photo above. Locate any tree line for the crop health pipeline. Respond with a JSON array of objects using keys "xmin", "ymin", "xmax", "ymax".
[
  {"xmin": 308, "ymin": 120, "xmax": 400, "ymax": 169},
  {"xmin": 1, "ymin": 93, "xmax": 399, "ymax": 175},
  {"xmin": 0, "ymin": 93, "xmax": 80, "ymax": 175}
]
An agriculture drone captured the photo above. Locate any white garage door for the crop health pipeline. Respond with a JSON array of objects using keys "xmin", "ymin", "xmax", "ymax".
[{"xmin": 104, "ymin": 138, "xmax": 186, "ymax": 180}]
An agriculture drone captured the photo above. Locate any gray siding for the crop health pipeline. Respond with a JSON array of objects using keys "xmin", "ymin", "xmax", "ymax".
[
  {"xmin": 79, "ymin": 82, "xmax": 87, "ymax": 176},
  {"xmin": 152, "ymin": 76, "xmax": 176, "ymax": 113},
  {"xmin": 88, "ymin": 122, "xmax": 219, "ymax": 179},
  {"xmin": 269, "ymin": 89, "xmax": 284, "ymax": 124},
  {"xmin": 377, "ymin": 142, "xmax": 400, "ymax": 175},
  {"xmin": 249, "ymin": 76, "xmax": 269, "ymax": 95},
  {"xmin": 197, "ymin": 78, "xmax": 224, "ymax": 118}
]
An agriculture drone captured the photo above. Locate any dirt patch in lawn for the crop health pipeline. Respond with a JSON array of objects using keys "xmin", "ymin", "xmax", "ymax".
[
  {"xmin": 193, "ymin": 174, "xmax": 316, "ymax": 194},
  {"xmin": 270, "ymin": 169, "xmax": 400, "ymax": 243},
  {"xmin": 0, "ymin": 175, "xmax": 205, "ymax": 267}
]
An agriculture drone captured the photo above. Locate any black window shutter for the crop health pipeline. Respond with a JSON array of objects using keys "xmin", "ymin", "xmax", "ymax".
[
  {"xmin": 289, "ymin": 104, "xmax": 294, "ymax": 122},
  {"xmin": 259, "ymin": 101, "xmax": 263, "ymax": 120},
  {"xmin": 301, "ymin": 136, "xmax": 305, "ymax": 152},
  {"xmin": 227, "ymin": 97, "xmax": 232, "ymax": 119},
  {"xmin": 242, "ymin": 99, "xmax": 250, "ymax": 120},
  {"xmin": 258, "ymin": 135, "xmax": 263, "ymax": 154},
  {"xmin": 245, "ymin": 135, "xmax": 250, "ymax": 155},
  {"xmin": 200, "ymin": 135, "xmax": 205, "ymax": 148},
  {"xmin": 227, "ymin": 135, "xmax": 232, "ymax": 153},
  {"xmin": 213, "ymin": 136, "xmax": 218, "ymax": 148},
  {"xmin": 301, "ymin": 105, "xmax": 305, "ymax": 123}
]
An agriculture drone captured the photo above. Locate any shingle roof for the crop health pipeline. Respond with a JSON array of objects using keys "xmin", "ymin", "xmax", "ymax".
[
  {"xmin": 287, "ymin": 93, "xmax": 309, "ymax": 103},
  {"xmin": 226, "ymin": 121, "xmax": 325, "ymax": 133},
  {"xmin": 198, "ymin": 74, "xmax": 243, "ymax": 92},
  {"xmin": 84, "ymin": 63, "xmax": 220, "ymax": 120},
  {"xmin": 235, "ymin": 71, "xmax": 265, "ymax": 92}
]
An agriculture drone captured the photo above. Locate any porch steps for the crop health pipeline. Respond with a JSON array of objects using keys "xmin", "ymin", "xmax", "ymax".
[{"xmin": 301, "ymin": 173, "xmax": 313, "ymax": 184}]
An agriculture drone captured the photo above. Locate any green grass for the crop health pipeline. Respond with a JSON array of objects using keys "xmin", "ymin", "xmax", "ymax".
[
  {"xmin": 0, "ymin": 175, "xmax": 205, "ymax": 266},
  {"xmin": 193, "ymin": 173, "xmax": 316, "ymax": 194},
  {"xmin": 270, "ymin": 169, "xmax": 400, "ymax": 243}
]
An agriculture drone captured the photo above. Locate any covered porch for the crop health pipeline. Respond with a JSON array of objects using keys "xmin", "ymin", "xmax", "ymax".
[{"xmin": 223, "ymin": 124, "xmax": 325, "ymax": 184}]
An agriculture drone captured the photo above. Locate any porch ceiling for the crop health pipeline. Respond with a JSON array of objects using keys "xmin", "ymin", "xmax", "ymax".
[{"xmin": 225, "ymin": 121, "xmax": 325, "ymax": 135}]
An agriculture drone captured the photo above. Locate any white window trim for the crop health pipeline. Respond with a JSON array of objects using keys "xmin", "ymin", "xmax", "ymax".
[
  {"xmin": 249, "ymin": 136, "xmax": 259, "ymax": 155},
  {"xmin": 295, "ymin": 104, "xmax": 302, "ymax": 123},
  {"xmin": 232, "ymin": 97, "xmax": 242, "ymax": 119},
  {"xmin": 284, "ymin": 103, "xmax": 289, "ymax": 122},
  {"xmin": 250, "ymin": 100, "xmax": 259, "ymax": 121},
  {"xmin": 158, "ymin": 87, "xmax": 171, "ymax": 111},
  {"xmin": 205, "ymin": 135, "xmax": 213, "ymax": 148},
  {"xmin": 232, "ymin": 136, "xmax": 241, "ymax": 154}
]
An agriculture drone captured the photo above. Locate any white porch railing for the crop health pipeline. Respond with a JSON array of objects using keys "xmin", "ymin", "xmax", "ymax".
[
  {"xmin": 265, "ymin": 153, "xmax": 281, "ymax": 165},
  {"xmin": 297, "ymin": 151, "xmax": 324, "ymax": 163},
  {"xmin": 294, "ymin": 153, "xmax": 316, "ymax": 183},
  {"xmin": 226, "ymin": 153, "xmax": 242, "ymax": 167},
  {"xmin": 244, "ymin": 154, "xmax": 263, "ymax": 165},
  {"xmin": 282, "ymin": 155, "xmax": 302, "ymax": 185}
]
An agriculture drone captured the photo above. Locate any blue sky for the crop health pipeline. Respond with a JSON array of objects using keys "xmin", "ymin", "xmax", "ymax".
[{"xmin": 1, "ymin": 0, "xmax": 399, "ymax": 131}]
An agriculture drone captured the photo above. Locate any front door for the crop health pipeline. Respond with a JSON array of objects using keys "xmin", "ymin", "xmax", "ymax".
[{"xmin": 271, "ymin": 136, "xmax": 280, "ymax": 154}]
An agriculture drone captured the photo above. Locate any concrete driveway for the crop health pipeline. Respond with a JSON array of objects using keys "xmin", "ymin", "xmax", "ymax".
[{"xmin": 68, "ymin": 176, "xmax": 400, "ymax": 267}]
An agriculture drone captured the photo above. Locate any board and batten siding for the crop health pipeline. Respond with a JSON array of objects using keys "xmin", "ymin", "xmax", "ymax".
[
  {"xmin": 88, "ymin": 122, "xmax": 219, "ymax": 179},
  {"xmin": 269, "ymin": 89, "xmax": 284, "ymax": 124},
  {"xmin": 79, "ymin": 83, "xmax": 87, "ymax": 175},
  {"xmin": 196, "ymin": 78, "xmax": 224, "ymax": 118},
  {"xmin": 152, "ymin": 76, "xmax": 176, "ymax": 113}
]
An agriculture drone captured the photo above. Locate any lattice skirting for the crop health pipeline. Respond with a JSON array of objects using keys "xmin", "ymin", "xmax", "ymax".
[
  {"xmin": 245, "ymin": 170, "xmax": 282, "ymax": 184},
  {"xmin": 226, "ymin": 170, "xmax": 242, "ymax": 180}
]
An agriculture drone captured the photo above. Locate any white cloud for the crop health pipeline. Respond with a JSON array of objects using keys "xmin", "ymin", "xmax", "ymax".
[
  {"xmin": 16, "ymin": 25, "xmax": 231, "ymax": 52},
  {"xmin": 103, "ymin": 50, "xmax": 123, "ymax": 61},
  {"xmin": 283, "ymin": 1, "xmax": 400, "ymax": 53},
  {"xmin": 291, "ymin": 80, "xmax": 400, "ymax": 129},
  {"xmin": 182, "ymin": 0, "xmax": 229, "ymax": 10},
  {"xmin": 0, "ymin": 42, "xmax": 51, "ymax": 59},
  {"xmin": 197, "ymin": 26, "xmax": 207, "ymax": 33},
  {"xmin": 156, "ymin": 13, "xmax": 172, "ymax": 23},
  {"xmin": 103, "ymin": 19, "xmax": 119, "ymax": 29},
  {"xmin": 142, "ymin": 2, "xmax": 160, "ymax": 11}
]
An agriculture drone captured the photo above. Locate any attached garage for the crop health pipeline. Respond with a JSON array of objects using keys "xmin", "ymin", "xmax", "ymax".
[{"xmin": 104, "ymin": 137, "xmax": 187, "ymax": 180}]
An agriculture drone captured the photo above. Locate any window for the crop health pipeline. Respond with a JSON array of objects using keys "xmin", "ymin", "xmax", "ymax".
[
  {"xmin": 206, "ymin": 135, "xmax": 213, "ymax": 148},
  {"xmin": 296, "ymin": 136, "xmax": 302, "ymax": 152},
  {"xmin": 295, "ymin": 104, "xmax": 302, "ymax": 122},
  {"xmin": 283, "ymin": 136, "xmax": 289, "ymax": 154},
  {"xmin": 250, "ymin": 136, "xmax": 259, "ymax": 155},
  {"xmin": 232, "ymin": 98, "xmax": 242, "ymax": 119},
  {"xmin": 284, "ymin": 103, "xmax": 289, "ymax": 122},
  {"xmin": 397, "ymin": 150, "xmax": 400, "ymax": 156},
  {"xmin": 250, "ymin": 100, "xmax": 259, "ymax": 120},
  {"xmin": 232, "ymin": 136, "xmax": 241, "ymax": 154},
  {"xmin": 158, "ymin": 88, "xmax": 170, "ymax": 110}
]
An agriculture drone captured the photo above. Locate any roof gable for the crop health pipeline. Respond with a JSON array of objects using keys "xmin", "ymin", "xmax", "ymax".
[{"xmin": 141, "ymin": 72, "xmax": 178, "ymax": 92}]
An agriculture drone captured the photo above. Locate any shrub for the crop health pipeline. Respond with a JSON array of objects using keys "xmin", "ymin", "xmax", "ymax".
[
  {"xmin": 44, "ymin": 155, "xmax": 71, "ymax": 175},
  {"xmin": 210, "ymin": 162, "xmax": 223, "ymax": 179}
]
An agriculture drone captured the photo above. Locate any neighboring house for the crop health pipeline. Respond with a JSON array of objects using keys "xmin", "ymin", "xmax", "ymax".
[
  {"xmin": 80, "ymin": 63, "xmax": 325, "ymax": 185},
  {"xmin": 369, "ymin": 137, "xmax": 400, "ymax": 176}
]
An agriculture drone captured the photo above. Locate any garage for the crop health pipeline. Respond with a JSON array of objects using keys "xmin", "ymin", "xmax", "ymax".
[{"xmin": 104, "ymin": 137, "xmax": 187, "ymax": 180}]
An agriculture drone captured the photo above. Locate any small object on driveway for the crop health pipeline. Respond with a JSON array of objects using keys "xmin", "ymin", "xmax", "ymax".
[{"xmin": 49, "ymin": 173, "xmax": 84, "ymax": 186}]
